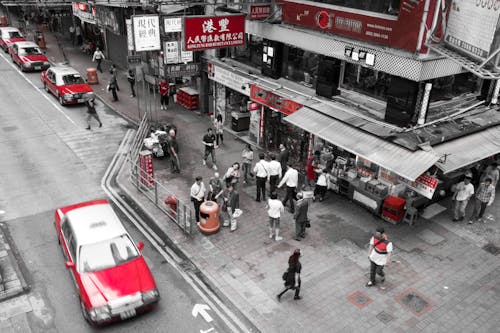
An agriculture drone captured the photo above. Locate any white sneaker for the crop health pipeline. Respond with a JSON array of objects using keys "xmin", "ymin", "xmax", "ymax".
[
  {"xmin": 202, "ymin": 160, "xmax": 206, "ymax": 166},
  {"xmin": 269, "ymin": 232, "xmax": 274, "ymax": 239},
  {"xmin": 213, "ymin": 165, "xmax": 218, "ymax": 170},
  {"xmin": 275, "ymin": 236, "xmax": 283, "ymax": 241}
]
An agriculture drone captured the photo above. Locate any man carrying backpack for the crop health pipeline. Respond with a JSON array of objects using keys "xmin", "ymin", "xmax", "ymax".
[{"xmin": 366, "ymin": 227, "xmax": 392, "ymax": 287}]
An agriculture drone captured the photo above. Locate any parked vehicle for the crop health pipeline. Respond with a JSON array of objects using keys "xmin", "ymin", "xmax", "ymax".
[
  {"xmin": 9, "ymin": 41, "xmax": 50, "ymax": 71},
  {"xmin": 41, "ymin": 66, "xmax": 94, "ymax": 105},
  {"xmin": 0, "ymin": 27, "xmax": 26, "ymax": 52},
  {"xmin": 54, "ymin": 199, "xmax": 160, "ymax": 326}
]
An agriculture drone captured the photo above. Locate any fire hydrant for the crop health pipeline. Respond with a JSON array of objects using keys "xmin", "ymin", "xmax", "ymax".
[{"xmin": 164, "ymin": 195, "xmax": 177, "ymax": 216}]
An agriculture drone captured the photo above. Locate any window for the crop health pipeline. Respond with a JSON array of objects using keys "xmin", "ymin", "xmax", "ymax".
[
  {"xmin": 20, "ymin": 47, "xmax": 41, "ymax": 56},
  {"xmin": 62, "ymin": 74, "xmax": 85, "ymax": 85},
  {"xmin": 342, "ymin": 63, "xmax": 391, "ymax": 99},
  {"xmin": 284, "ymin": 46, "xmax": 319, "ymax": 88},
  {"xmin": 429, "ymin": 73, "xmax": 480, "ymax": 103},
  {"xmin": 61, "ymin": 221, "xmax": 75, "ymax": 260},
  {"xmin": 232, "ymin": 35, "xmax": 263, "ymax": 69},
  {"xmin": 8, "ymin": 31, "xmax": 22, "ymax": 38},
  {"xmin": 313, "ymin": 0, "xmax": 400, "ymax": 16}
]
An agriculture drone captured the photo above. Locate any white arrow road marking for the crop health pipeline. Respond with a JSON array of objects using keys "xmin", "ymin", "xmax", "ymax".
[
  {"xmin": 192, "ymin": 303, "xmax": 213, "ymax": 323},
  {"xmin": 0, "ymin": 210, "xmax": 5, "ymax": 215},
  {"xmin": 200, "ymin": 328, "xmax": 215, "ymax": 333}
]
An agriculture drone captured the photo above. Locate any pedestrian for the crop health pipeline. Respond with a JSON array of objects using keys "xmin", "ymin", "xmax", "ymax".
[
  {"xmin": 278, "ymin": 163, "xmax": 299, "ymax": 213},
  {"xmin": 222, "ymin": 184, "xmax": 240, "ymax": 231},
  {"xmin": 69, "ymin": 25, "xmax": 75, "ymax": 46},
  {"xmin": 253, "ymin": 153, "xmax": 269, "ymax": 202},
  {"xmin": 159, "ymin": 78, "xmax": 170, "ymax": 110},
  {"xmin": 306, "ymin": 151, "xmax": 321, "ymax": 187},
  {"xmin": 92, "ymin": 47, "xmax": 105, "ymax": 73},
  {"xmin": 480, "ymin": 162, "xmax": 499, "ymax": 187},
  {"xmin": 207, "ymin": 172, "xmax": 224, "ymax": 202},
  {"xmin": 108, "ymin": 76, "xmax": 118, "ymax": 102},
  {"xmin": 314, "ymin": 169, "xmax": 329, "ymax": 202},
  {"xmin": 278, "ymin": 143, "xmax": 289, "ymax": 175},
  {"xmin": 127, "ymin": 69, "xmax": 136, "ymax": 97},
  {"xmin": 168, "ymin": 129, "xmax": 180, "ymax": 173},
  {"xmin": 293, "ymin": 192, "xmax": 309, "ymax": 241},
  {"xmin": 75, "ymin": 25, "xmax": 82, "ymax": 45},
  {"xmin": 277, "ymin": 249, "xmax": 302, "ymax": 301},
  {"xmin": 214, "ymin": 114, "xmax": 224, "ymax": 147},
  {"xmin": 110, "ymin": 64, "xmax": 119, "ymax": 91},
  {"xmin": 267, "ymin": 153, "xmax": 282, "ymax": 194},
  {"xmin": 224, "ymin": 162, "xmax": 240, "ymax": 190},
  {"xmin": 452, "ymin": 174, "xmax": 474, "ymax": 221},
  {"xmin": 267, "ymin": 192, "xmax": 284, "ymax": 241},
  {"xmin": 241, "ymin": 144, "xmax": 254, "ymax": 184},
  {"xmin": 190, "ymin": 176, "xmax": 206, "ymax": 223},
  {"xmin": 85, "ymin": 98, "xmax": 102, "ymax": 130},
  {"xmin": 366, "ymin": 228, "xmax": 393, "ymax": 287},
  {"xmin": 469, "ymin": 177, "xmax": 495, "ymax": 224},
  {"xmin": 202, "ymin": 128, "xmax": 217, "ymax": 170}
]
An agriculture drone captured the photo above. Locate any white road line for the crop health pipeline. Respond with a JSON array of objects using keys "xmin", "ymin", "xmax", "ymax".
[
  {"xmin": 101, "ymin": 131, "xmax": 251, "ymax": 333},
  {"xmin": 0, "ymin": 51, "xmax": 77, "ymax": 126}
]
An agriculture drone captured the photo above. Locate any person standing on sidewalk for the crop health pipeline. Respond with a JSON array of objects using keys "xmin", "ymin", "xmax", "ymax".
[
  {"xmin": 469, "ymin": 177, "xmax": 495, "ymax": 224},
  {"xmin": 267, "ymin": 192, "xmax": 284, "ymax": 241},
  {"xmin": 92, "ymin": 47, "xmax": 105, "ymax": 73},
  {"xmin": 278, "ymin": 163, "xmax": 299, "ymax": 213},
  {"xmin": 267, "ymin": 153, "xmax": 282, "ymax": 195},
  {"xmin": 110, "ymin": 64, "xmax": 120, "ymax": 91},
  {"xmin": 366, "ymin": 230, "xmax": 393, "ymax": 287},
  {"xmin": 85, "ymin": 98, "xmax": 102, "ymax": 130},
  {"xmin": 306, "ymin": 151, "xmax": 321, "ymax": 187},
  {"xmin": 190, "ymin": 176, "xmax": 206, "ymax": 223},
  {"xmin": 277, "ymin": 249, "xmax": 302, "ymax": 301},
  {"xmin": 108, "ymin": 75, "xmax": 118, "ymax": 102},
  {"xmin": 214, "ymin": 114, "xmax": 224, "ymax": 147},
  {"xmin": 314, "ymin": 169, "xmax": 330, "ymax": 202},
  {"xmin": 224, "ymin": 162, "xmax": 241, "ymax": 190},
  {"xmin": 278, "ymin": 144, "xmax": 289, "ymax": 175},
  {"xmin": 222, "ymin": 184, "xmax": 240, "ymax": 231},
  {"xmin": 69, "ymin": 25, "xmax": 75, "ymax": 46},
  {"xmin": 241, "ymin": 144, "xmax": 254, "ymax": 184},
  {"xmin": 202, "ymin": 128, "xmax": 217, "ymax": 170},
  {"xmin": 159, "ymin": 78, "xmax": 170, "ymax": 110},
  {"xmin": 253, "ymin": 153, "xmax": 269, "ymax": 202},
  {"xmin": 168, "ymin": 129, "xmax": 180, "ymax": 173},
  {"xmin": 127, "ymin": 69, "xmax": 136, "ymax": 98},
  {"xmin": 452, "ymin": 175, "xmax": 474, "ymax": 222},
  {"xmin": 75, "ymin": 25, "xmax": 82, "ymax": 45},
  {"xmin": 294, "ymin": 192, "xmax": 309, "ymax": 241},
  {"xmin": 207, "ymin": 172, "xmax": 224, "ymax": 202}
]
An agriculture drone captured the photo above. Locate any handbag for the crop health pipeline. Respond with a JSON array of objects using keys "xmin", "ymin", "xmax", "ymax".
[{"xmin": 282, "ymin": 270, "xmax": 288, "ymax": 281}]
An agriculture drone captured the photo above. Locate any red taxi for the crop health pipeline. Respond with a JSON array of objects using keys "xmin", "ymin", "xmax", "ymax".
[
  {"xmin": 41, "ymin": 66, "xmax": 94, "ymax": 105},
  {"xmin": 54, "ymin": 199, "xmax": 160, "ymax": 325},
  {"xmin": 0, "ymin": 27, "xmax": 26, "ymax": 52},
  {"xmin": 10, "ymin": 41, "xmax": 50, "ymax": 71}
]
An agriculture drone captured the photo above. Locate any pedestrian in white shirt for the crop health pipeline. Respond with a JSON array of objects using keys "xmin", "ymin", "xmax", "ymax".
[
  {"xmin": 266, "ymin": 192, "xmax": 285, "ymax": 241},
  {"xmin": 253, "ymin": 153, "xmax": 269, "ymax": 202},
  {"xmin": 314, "ymin": 169, "xmax": 329, "ymax": 202},
  {"xmin": 241, "ymin": 144, "xmax": 254, "ymax": 183},
  {"xmin": 190, "ymin": 176, "xmax": 206, "ymax": 223},
  {"xmin": 267, "ymin": 153, "xmax": 282, "ymax": 194},
  {"xmin": 278, "ymin": 163, "xmax": 299, "ymax": 213},
  {"xmin": 452, "ymin": 175, "xmax": 474, "ymax": 221}
]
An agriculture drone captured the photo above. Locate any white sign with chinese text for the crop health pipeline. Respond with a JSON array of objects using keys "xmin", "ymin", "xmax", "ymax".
[
  {"xmin": 164, "ymin": 17, "xmax": 182, "ymax": 33},
  {"xmin": 180, "ymin": 50, "xmax": 193, "ymax": 63},
  {"xmin": 133, "ymin": 15, "xmax": 161, "ymax": 52},
  {"xmin": 165, "ymin": 41, "xmax": 180, "ymax": 64},
  {"xmin": 207, "ymin": 63, "xmax": 251, "ymax": 96}
]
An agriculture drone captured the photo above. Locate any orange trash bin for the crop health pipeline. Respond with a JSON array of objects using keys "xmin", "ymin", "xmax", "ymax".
[
  {"xmin": 86, "ymin": 68, "xmax": 98, "ymax": 85},
  {"xmin": 198, "ymin": 201, "xmax": 220, "ymax": 235},
  {"xmin": 164, "ymin": 195, "xmax": 178, "ymax": 216}
]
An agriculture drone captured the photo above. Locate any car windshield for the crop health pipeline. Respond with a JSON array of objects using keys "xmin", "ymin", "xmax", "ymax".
[
  {"xmin": 62, "ymin": 74, "xmax": 85, "ymax": 85},
  {"xmin": 78, "ymin": 234, "xmax": 139, "ymax": 273},
  {"xmin": 20, "ymin": 47, "xmax": 41, "ymax": 56},
  {"xmin": 8, "ymin": 31, "xmax": 22, "ymax": 39}
]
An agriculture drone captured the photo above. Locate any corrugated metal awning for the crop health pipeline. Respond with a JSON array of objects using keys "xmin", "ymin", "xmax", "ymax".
[
  {"xmin": 284, "ymin": 107, "xmax": 440, "ymax": 181},
  {"xmin": 434, "ymin": 125, "xmax": 500, "ymax": 173}
]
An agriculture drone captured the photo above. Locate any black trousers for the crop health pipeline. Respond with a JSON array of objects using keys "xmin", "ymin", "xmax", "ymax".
[
  {"xmin": 193, "ymin": 199, "xmax": 202, "ymax": 222},
  {"xmin": 216, "ymin": 133, "xmax": 223, "ymax": 145},
  {"xmin": 314, "ymin": 185, "xmax": 327, "ymax": 199},
  {"xmin": 278, "ymin": 280, "xmax": 301, "ymax": 298},
  {"xmin": 256, "ymin": 177, "xmax": 267, "ymax": 201},
  {"xmin": 161, "ymin": 94, "xmax": 169, "ymax": 106},
  {"xmin": 369, "ymin": 260, "xmax": 385, "ymax": 284},
  {"xmin": 110, "ymin": 87, "xmax": 118, "ymax": 101},
  {"xmin": 282, "ymin": 186, "xmax": 296, "ymax": 213},
  {"xmin": 129, "ymin": 82, "xmax": 135, "ymax": 97},
  {"xmin": 269, "ymin": 175, "xmax": 279, "ymax": 194},
  {"xmin": 96, "ymin": 59, "xmax": 102, "ymax": 73}
]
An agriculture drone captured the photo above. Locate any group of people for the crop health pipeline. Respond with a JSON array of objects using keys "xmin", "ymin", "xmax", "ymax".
[{"xmin": 452, "ymin": 162, "xmax": 498, "ymax": 224}]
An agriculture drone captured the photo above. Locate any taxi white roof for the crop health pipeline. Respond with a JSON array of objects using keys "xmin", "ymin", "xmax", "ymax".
[
  {"xmin": 66, "ymin": 203, "xmax": 128, "ymax": 246},
  {"xmin": 50, "ymin": 66, "xmax": 81, "ymax": 76},
  {"xmin": 0, "ymin": 27, "xmax": 21, "ymax": 32},
  {"xmin": 13, "ymin": 41, "xmax": 38, "ymax": 48}
]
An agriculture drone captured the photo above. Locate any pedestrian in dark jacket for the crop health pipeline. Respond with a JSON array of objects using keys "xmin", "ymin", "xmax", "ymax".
[
  {"xmin": 278, "ymin": 144, "xmax": 289, "ymax": 175},
  {"xmin": 108, "ymin": 76, "xmax": 118, "ymax": 102},
  {"xmin": 277, "ymin": 249, "xmax": 302, "ymax": 301},
  {"xmin": 127, "ymin": 69, "xmax": 136, "ymax": 97},
  {"xmin": 85, "ymin": 98, "xmax": 102, "ymax": 130},
  {"xmin": 110, "ymin": 64, "xmax": 119, "ymax": 91},
  {"xmin": 222, "ymin": 184, "xmax": 240, "ymax": 231},
  {"xmin": 294, "ymin": 192, "xmax": 309, "ymax": 241}
]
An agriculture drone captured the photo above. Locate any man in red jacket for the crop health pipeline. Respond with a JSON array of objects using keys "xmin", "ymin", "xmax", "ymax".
[{"xmin": 159, "ymin": 79, "xmax": 170, "ymax": 110}]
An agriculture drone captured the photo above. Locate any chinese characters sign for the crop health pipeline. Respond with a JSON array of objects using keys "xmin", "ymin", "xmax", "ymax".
[
  {"xmin": 400, "ymin": 173, "xmax": 438, "ymax": 199},
  {"xmin": 165, "ymin": 63, "xmax": 201, "ymax": 78},
  {"xmin": 250, "ymin": 85, "xmax": 302, "ymax": 115},
  {"xmin": 164, "ymin": 41, "xmax": 193, "ymax": 64},
  {"xmin": 72, "ymin": 2, "xmax": 96, "ymax": 25},
  {"xmin": 133, "ymin": 15, "xmax": 160, "ymax": 52},
  {"xmin": 164, "ymin": 17, "xmax": 182, "ymax": 33},
  {"xmin": 139, "ymin": 150, "xmax": 154, "ymax": 188},
  {"xmin": 183, "ymin": 15, "xmax": 245, "ymax": 51},
  {"xmin": 207, "ymin": 62, "xmax": 252, "ymax": 96},
  {"xmin": 249, "ymin": 4, "xmax": 271, "ymax": 20}
]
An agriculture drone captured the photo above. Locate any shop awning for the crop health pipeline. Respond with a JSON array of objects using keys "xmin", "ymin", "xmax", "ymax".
[
  {"xmin": 284, "ymin": 107, "xmax": 440, "ymax": 181},
  {"xmin": 434, "ymin": 125, "xmax": 500, "ymax": 173}
]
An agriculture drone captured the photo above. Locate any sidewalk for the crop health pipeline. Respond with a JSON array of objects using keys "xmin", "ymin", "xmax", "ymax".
[{"xmin": 11, "ymin": 19, "xmax": 500, "ymax": 332}]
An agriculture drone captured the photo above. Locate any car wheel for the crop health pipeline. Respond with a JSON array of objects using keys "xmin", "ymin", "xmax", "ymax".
[
  {"xmin": 44, "ymin": 82, "xmax": 49, "ymax": 92},
  {"xmin": 58, "ymin": 95, "xmax": 64, "ymax": 106}
]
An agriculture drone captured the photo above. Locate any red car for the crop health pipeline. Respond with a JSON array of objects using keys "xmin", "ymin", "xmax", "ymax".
[
  {"xmin": 54, "ymin": 199, "xmax": 160, "ymax": 325},
  {"xmin": 0, "ymin": 27, "xmax": 26, "ymax": 52},
  {"xmin": 41, "ymin": 66, "xmax": 94, "ymax": 105},
  {"xmin": 10, "ymin": 41, "xmax": 50, "ymax": 71}
]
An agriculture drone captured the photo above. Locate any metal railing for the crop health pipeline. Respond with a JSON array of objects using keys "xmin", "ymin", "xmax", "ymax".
[{"xmin": 127, "ymin": 114, "xmax": 193, "ymax": 235}]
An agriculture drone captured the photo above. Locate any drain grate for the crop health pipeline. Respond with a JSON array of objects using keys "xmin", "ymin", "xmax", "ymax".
[
  {"xmin": 347, "ymin": 291, "xmax": 372, "ymax": 309},
  {"xmin": 483, "ymin": 243, "xmax": 500, "ymax": 256},
  {"xmin": 376, "ymin": 311, "xmax": 394, "ymax": 324},
  {"xmin": 396, "ymin": 289, "xmax": 432, "ymax": 316}
]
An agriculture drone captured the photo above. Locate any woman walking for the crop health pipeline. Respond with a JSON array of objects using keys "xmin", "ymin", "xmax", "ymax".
[
  {"xmin": 277, "ymin": 249, "xmax": 302, "ymax": 301},
  {"xmin": 214, "ymin": 114, "xmax": 224, "ymax": 147},
  {"xmin": 224, "ymin": 162, "xmax": 241, "ymax": 190}
]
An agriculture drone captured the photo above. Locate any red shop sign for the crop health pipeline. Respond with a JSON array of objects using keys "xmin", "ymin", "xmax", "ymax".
[
  {"xmin": 249, "ymin": 4, "xmax": 272, "ymax": 20},
  {"xmin": 250, "ymin": 85, "xmax": 302, "ymax": 115},
  {"xmin": 183, "ymin": 15, "xmax": 245, "ymax": 51}
]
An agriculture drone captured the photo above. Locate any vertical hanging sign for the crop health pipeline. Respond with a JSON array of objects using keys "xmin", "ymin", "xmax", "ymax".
[
  {"xmin": 126, "ymin": 19, "xmax": 134, "ymax": 51},
  {"xmin": 132, "ymin": 15, "xmax": 161, "ymax": 52}
]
